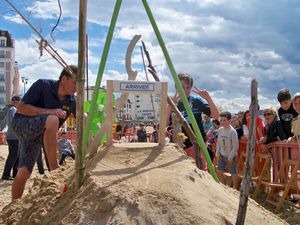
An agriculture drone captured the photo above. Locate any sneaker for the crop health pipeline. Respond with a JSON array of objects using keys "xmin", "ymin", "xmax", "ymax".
[
  {"xmin": 289, "ymin": 195, "xmax": 299, "ymax": 204},
  {"xmin": 1, "ymin": 176, "xmax": 14, "ymax": 180}
]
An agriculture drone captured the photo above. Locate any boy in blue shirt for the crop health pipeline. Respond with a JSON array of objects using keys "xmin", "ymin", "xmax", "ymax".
[{"xmin": 169, "ymin": 73, "xmax": 219, "ymax": 168}]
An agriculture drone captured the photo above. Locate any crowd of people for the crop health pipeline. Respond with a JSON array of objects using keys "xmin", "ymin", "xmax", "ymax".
[
  {"xmin": 166, "ymin": 74, "xmax": 299, "ymax": 190},
  {"xmin": 1, "ymin": 67, "xmax": 299, "ymax": 201}
]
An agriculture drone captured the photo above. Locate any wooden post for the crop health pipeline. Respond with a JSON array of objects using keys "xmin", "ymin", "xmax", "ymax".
[
  {"xmin": 159, "ymin": 82, "xmax": 168, "ymax": 145},
  {"xmin": 75, "ymin": 0, "xmax": 87, "ymax": 190},
  {"xmin": 106, "ymin": 80, "xmax": 113, "ymax": 146},
  {"xmin": 236, "ymin": 79, "xmax": 258, "ymax": 225}
]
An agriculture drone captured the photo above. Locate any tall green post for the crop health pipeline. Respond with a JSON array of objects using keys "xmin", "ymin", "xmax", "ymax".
[{"xmin": 142, "ymin": 0, "xmax": 219, "ymax": 182}]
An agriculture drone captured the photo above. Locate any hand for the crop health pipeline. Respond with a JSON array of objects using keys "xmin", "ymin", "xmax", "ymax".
[
  {"xmin": 259, "ymin": 137, "xmax": 265, "ymax": 144},
  {"xmin": 192, "ymin": 87, "xmax": 211, "ymax": 101},
  {"xmin": 172, "ymin": 91, "xmax": 180, "ymax": 105},
  {"xmin": 287, "ymin": 137, "xmax": 295, "ymax": 142},
  {"xmin": 51, "ymin": 108, "xmax": 67, "ymax": 119}
]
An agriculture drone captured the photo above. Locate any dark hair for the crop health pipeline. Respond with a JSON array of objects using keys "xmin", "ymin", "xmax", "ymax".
[
  {"xmin": 277, "ymin": 88, "xmax": 291, "ymax": 102},
  {"xmin": 242, "ymin": 110, "xmax": 250, "ymax": 125},
  {"xmin": 220, "ymin": 111, "xmax": 232, "ymax": 120},
  {"xmin": 11, "ymin": 95, "xmax": 21, "ymax": 101},
  {"xmin": 178, "ymin": 73, "xmax": 193, "ymax": 87},
  {"xmin": 59, "ymin": 65, "xmax": 78, "ymax": 82},
  {"xmin": 212, "ymin": 119, "xmax": 220, "ymax": 126}
]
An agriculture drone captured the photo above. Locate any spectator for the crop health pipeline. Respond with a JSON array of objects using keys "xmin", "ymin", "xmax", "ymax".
[
  {"xmin": 137, "ymin": 123, "xmax": 147, "ymax": 142},
  {"xmin": 216, "ymin": 111, "xmax": 239, "ymax": 190},
  {"xmin": 58, "ymin": 132, "xmax": 75, "ymax": 165},
  {"xmin": 202, "ymin": 114, "xmax": 213, "ymax": 134},
  {"xmin": 246, "ymin": 105, "xmax": 265, "ymax": 141},
  {"xmin": 150, "ymin": 124, "xmax": 159, "ymax": 143},
  {"xmin": 206, "ymin": 119, "xmax": 220, "ymax": 137},
  {"xmin": 216, "ymin": 112, "xmax": 239, "ymax": 189},
  {"xmin": 290, "ymin": 93, "xmax": 300, "ymax": 144},
  {"xmin": 1, "ymin": 96, "xmax": 21, "ymax": 180},
  {"xmin": 168, "ymin": 72, "xmax": 219, "ymax": 159},
  {"xmin": 259, "ymin": 107, "xmax": 286, "ymax": 144},
  {"xmin": 241, "ymin": 110, "xmax": 250, "ymax": 140},
  {"xmin": 235, "ymin": 112, "xmax": 244, "ymax": 140},
  {"xmin": 277, "ymin": 88, "xmax": 298, "ymax": 138}
]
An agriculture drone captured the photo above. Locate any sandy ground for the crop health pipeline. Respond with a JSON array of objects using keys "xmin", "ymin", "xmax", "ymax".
[{"xmin": 0, "ymin": 143, "xmax": 299, "ymax": 225}]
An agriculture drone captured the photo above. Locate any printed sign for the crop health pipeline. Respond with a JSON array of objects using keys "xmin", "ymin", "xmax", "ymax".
[{"xmin": 120, "ymin": 82, "xmax": 154, "ymax": 91}]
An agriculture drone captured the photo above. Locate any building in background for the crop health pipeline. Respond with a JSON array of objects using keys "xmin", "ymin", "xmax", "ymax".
[
  {"xmin": 117, "ymin": 93, "xmax": 161, "ymax": 125},
  {"xmin": 0, "ymin": 30, "xmax": 20, "ymax": 109}
]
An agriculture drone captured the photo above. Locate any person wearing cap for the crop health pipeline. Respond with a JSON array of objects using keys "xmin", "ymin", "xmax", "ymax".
[
  {"xmin": 1, "ymin": 95, "xmax": 21, "ymax": 180},
  {"xmin": 11, "ymin": 65, "xmax": 77, "ymax": 199}
]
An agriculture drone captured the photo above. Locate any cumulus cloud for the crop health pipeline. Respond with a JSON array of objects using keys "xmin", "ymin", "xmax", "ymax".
[{"xmin": 2, "ymin": 0, "xmax": 300, "ymax": 113}]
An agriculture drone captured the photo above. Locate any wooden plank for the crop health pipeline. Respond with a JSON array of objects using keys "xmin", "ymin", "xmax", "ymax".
[
  {"xmin": 236, "ymin": 79, "xmax": 258, "ymax": 225},
  {"xmin": 111, "ymin": 80, "xmax": 162, "ymax": 94},
  {"xmin": 158, "ymin": 82, "xmax": 168, "ymax": 145},
  {"xmin": 106, "ymin": 80, "xmax": 113, "ymax": 146}
]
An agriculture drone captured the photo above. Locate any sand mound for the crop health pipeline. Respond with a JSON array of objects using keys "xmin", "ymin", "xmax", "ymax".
[{"xmin": 0, "ymin": 143, "xmax": 287, "ymax": 225}]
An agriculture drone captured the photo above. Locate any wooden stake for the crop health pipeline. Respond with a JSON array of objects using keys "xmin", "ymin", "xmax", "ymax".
[
  {"xmin": 236, "ymin": 79, "xmax": 258, "ymax": 225},
  {"xmin": 75, "ymin": 0, "xmax": 87, "ymax": 191}
]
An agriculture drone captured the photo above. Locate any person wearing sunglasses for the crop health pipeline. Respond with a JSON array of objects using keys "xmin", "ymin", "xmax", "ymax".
[{"xmin": 259, "ymin": 107, "xmax": 286, "ymax": 144}]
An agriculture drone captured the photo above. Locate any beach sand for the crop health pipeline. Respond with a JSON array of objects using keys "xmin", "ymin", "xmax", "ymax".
[{"xmin": 0, "ymin": 143, "xmax": 298, "ymax": 224}]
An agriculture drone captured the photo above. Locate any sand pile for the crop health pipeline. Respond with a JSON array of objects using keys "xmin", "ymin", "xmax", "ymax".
[{"xmin": 0, "ymin": 143, "xmax": 288, "ymax": 225}]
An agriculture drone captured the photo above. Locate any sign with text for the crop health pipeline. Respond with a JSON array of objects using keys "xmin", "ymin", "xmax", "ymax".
[
  {"xmin": 110, "ymin": 80, "xmax": 162, "ymax": 93},
  {"xmin": 120, "ymin": 82, "xmax": 154, "ymax": 91}
]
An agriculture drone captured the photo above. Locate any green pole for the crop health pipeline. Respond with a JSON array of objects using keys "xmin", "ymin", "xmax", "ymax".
[
  {"xmin": 83, "ymin": 0, "xmax": 122, "ymax": 155},
  {"xmin": 142, "ymin": 0, "xmax": 219, "ymax": 182}
]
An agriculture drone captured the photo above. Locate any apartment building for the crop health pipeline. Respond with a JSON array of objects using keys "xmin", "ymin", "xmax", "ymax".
[{"xmin": 0, "ymin": 30, "xmax": 19, "ymax": 108}]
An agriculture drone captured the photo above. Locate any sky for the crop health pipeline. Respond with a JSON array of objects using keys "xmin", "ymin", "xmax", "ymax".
[{"xmin": 1, "ymin": 0, "xmax": 300, "ymax": 113}]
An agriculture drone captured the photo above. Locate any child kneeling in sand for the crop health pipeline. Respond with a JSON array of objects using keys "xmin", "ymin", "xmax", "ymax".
[{"xmin": 216, "ymin": 111, "xmax": 239, "ymax": 190}]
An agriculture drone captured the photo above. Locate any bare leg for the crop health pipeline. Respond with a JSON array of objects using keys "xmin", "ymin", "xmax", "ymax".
[
  {"xmin": 44, "ymin": 115, "xmax": 59, "ymax": 171},
  {"xmin": 231, "ymin": 174, "xmax": 239, "ymax": 190},
  {"xmin": 217, "ymin": 169, "xmax": 225, "ymax": 184},
  {"xmin": 12, "ymin": 167, "xmax": 30, "ymax": 200}
]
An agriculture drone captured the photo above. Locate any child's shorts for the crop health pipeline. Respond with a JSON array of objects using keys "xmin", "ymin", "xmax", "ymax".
[
  {"xmin": 217, "ymin": 154, "xmax": 237, "ymax": 174},
  {"xmin": 12, "ymin": 114, "xmax": 48, "ymax": 173}
]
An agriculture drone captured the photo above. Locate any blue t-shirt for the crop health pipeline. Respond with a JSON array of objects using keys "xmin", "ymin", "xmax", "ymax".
[
  {"xmin": 18, "ymin": 79, "xmax": 76, "ymax": 127},
  {"xmin": 177, "ymin": 95, "xmax": 211, "ymax": 148}
]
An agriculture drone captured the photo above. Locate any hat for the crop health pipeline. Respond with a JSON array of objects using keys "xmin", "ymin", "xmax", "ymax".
[
  {"xmin": 11, "ymin": 95, "xmax": 21, "ymax": 101},
  {"xmin": 139, "ymin": 122, "xmax": 145, "ymax": 126}
]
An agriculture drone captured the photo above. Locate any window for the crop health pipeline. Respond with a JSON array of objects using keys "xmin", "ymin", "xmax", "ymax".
[
  {"xmin": 0, "ymin": 51, "xmax": 5, "ymax": 58},
  {"xmin": 136, "ymin": 105, "xmax": 140, "ymax": 108},
  {"xmin": 0, "ymin": 74, "xmax": 4, "ymax": 81},
  {"xmin": 0, "ymin": 62, "xmax": 4, "ymax": 68},
  {"xmin": 0, "ymin": 39, "xmax": 5, "ymax": 47},
  {"xmin": 0, "ymin": 97, "xmax": 4, "ymax": 104},
  {"xmin": 0, "ymin": 86, "xmax": 5, "ymax": 93}
]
